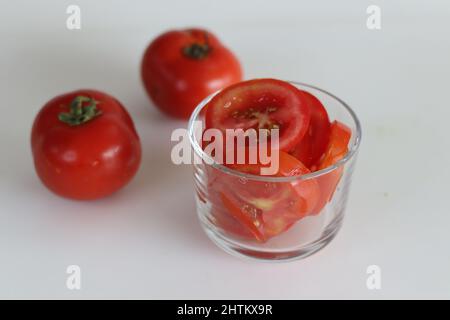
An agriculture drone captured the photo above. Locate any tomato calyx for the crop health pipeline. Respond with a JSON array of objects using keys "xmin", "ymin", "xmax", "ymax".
[
  {"xmin": 182, "ymin": 32, "xmax": 211, "ymax": 60},
  {"xmin": 58, "ymin": 95, "xmax": 102, "ymax": 126}
]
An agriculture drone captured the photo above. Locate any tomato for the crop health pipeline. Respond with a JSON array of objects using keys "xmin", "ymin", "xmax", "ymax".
[
  {"xmin": 220, "ymin": 192, "xmax": 266, "ymax": 242},
  {"xmin": 311, "ymin": 121, "xmax": 351, "ymax": 214},
  {"xmin": 211, "ymin": 202, "xmax": 256, "ymax": 240},
  {"xmin": 213, "ymin": 151, "xmax": 320, "ymax": 242},
  {"xmin": 290, "ymin": 91, "xmax": 331, "ymax": 168},
  {"xmin": 228, "ymin": 151, "xmax": 320, "ymax": 216},
  {"xmin": 141, "ymin": 28, "xmax": 242, "ymax": 119},
  {"xmin": 204, "ymin": 79, "xmax": 311, "ymax": 152},
  {"xmin": 31, "ymin": 90, "xmax": 142, "ymax": 200},
  {"xmin": 202, "ymin": 165, "xmax": 256, "ymax": 240},
  {"xmin": 316, "ymin": 121, "xmax": 352, "ymax": 171}
]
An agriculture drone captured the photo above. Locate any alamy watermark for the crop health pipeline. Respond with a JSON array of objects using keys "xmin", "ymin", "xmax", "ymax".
[
  {"xmin": 66, "ymin": 5, "xmax": 81, "ymax": 30},
  {"xmin": 171, "ymin": 121, "xmax": 280, "ymax": 175},
  {"xmin": 366, "ymin": 5, "xmax": 381, "ymax": 30},
  {"xmin": 366, "ymin": 265, "xmax": 382, "ymax": 290},
  {"xmin": 66, "ymin": 265, "xmax": 81, "ymax": 290}
]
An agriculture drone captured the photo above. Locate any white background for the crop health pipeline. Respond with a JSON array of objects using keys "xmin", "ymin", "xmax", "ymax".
[{"xmin": 0, "ymin": 0, "xmax": 449, "ymax": 299}]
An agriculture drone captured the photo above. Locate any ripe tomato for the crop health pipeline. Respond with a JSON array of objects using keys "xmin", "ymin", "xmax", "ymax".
[
  {"xmin": 31, "ymin": 90, "xmax": 142, "ymax": 200},
  {"xmin": 204, "ymin": 79, "xmax": 311, "ymax": 152},
  {"xmin": 290, "ymin": 91, "xmax": 331, "ymax": 168},
  {"xmin": 213, "ymin": 151, "xmax": 320, "ymax": 242},
  {"xmin": 311, "ymin": 121, "xmax": 351, "ymax": 214},
  {"xmin": 141, "ymin": 28, "xmax": 242, "ymax": 119}
]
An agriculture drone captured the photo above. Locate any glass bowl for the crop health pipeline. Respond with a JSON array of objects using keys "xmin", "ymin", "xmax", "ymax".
[{"xmin": 188, "ymin": 81, "xmax": 361, "ymax": 262}]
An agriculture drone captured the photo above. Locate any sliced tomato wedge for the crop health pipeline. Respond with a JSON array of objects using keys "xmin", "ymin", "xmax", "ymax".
[
  {"xmin": 219, "ymin": 188, "xmax": 300, "ymax": 242},
  {"xmin": 290, "ymin": 90, "xmax": 331, "ymax": 168},
  {"xmin": 219, "ymin": 192, "xmax": 266, "ymax": 241},
  {"xmin": 227, "ymin": 150, "xmax": 319, "ymax": 215},
  {"xmin": 205, "ymin": 164, "xmax": 257, "ymax": 240},
  {"xmin": 204, "ymin": 79, "xmax": 311, "ymax": 152},
  {"xmin": 214, "ymin": 150, "xmax": 320, "ymax": 242},
  {"xmin": 211, "ymin": 203, "xmax": 256, "ymax": 239},
  {"xmin": 311, "ymin": 121, "xmax": 352, "ymax": 214},
  {"xmin": 316, "ymin": 121, "xmax": 352, "ymax": 170}
]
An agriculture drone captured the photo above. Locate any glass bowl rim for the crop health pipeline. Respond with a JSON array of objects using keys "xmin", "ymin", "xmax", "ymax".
[{"xmin": 188, "ymin": 80, "xmax": 362, "ymax": 182}]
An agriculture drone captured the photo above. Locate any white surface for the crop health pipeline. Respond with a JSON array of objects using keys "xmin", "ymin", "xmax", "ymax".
[{"xmin": 1, "ymin": 0, "xmax": 449, "ymax": 299}]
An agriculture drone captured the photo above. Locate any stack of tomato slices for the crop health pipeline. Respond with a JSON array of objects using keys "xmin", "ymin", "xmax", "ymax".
[{"xmin": 202, "ymin": 79, "xmax": 351, "ymax": 242}]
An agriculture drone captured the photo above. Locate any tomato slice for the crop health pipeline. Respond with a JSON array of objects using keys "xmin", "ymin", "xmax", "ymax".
[
  {"xmin": 219, "ymin": 192, "xmax": 266, "ymax": 242},
  {"xmin": 311, "ymin": 121, "xmax": 352, "ymax": 214},
  {"xmin": 206, "ymin": 166, "xmax": 256, "ymax": 240},
  {"xmin": 219, "ymin": 188, "xmax": 300, "ymax": 242},
  {"xmin": 227, "ymin": 150, "xmax": 319, "ymax": 214},
  {"xmin": 290, "ymin": 91, "xmax": 331, "ymax": 168},
  {"xmin": 204, "ymin": 79, "xmax": 311, "ymax": 151},
  {"xmin": 211, "ymin": 203, "xmax": 256, "ymax": 239},
  {"xmin": 214, "ymin": 151, "xmax": 320, "ymax": 242},
  {"xmin": 316, "ymin": 121, "xmax": 351, "ymax": 170}
]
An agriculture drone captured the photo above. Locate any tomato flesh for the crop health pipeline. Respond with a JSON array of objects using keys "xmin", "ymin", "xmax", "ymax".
[
  {"xmin": 205, "ymin": 79, "xmax": 311, "ymax": 152},
  {"xmin": 219, "ymin": 192, "xmax": 266, "ymax": 241},
  {"xmin": 211, "ymin": 151, "xmax": 320, "ymax": 242}
]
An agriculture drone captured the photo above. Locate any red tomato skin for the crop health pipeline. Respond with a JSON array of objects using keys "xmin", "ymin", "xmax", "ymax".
[
  {"xmin": 141, "ymin": 28, "xmax": 243, "ymax": 119},
  {"xmin": 31, "ymin": 90, "xmax": 142, "ymax": 200},
  {"xmin": 311, "ymin": 121, "xmax": 351, "ymax": 214},
  {"xmin": 290, "ymin": 91, "xmax": 331, "ymax": 168}
]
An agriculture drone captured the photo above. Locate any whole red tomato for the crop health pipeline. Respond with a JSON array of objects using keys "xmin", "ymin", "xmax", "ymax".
[
  {"xmin": 31, "ymin": 89, "xmax": 142, "ymax": 200},
  {"xmin": 141, "ymin": 28, "xmax": 243, "ymax": 119}
]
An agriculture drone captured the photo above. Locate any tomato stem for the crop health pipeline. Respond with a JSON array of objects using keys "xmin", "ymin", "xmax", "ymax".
[
  {"xmin": 58, "ymin": 95, "xmax": 102, "ymax": 126},
  {"xmin": 182, "ymin": 32, "xmax": 211, "ymax": 59}
]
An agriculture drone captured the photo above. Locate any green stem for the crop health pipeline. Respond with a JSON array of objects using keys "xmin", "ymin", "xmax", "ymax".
[
  {"xmin": 59, "ymin": 95, "xmax": 101, "ymax": 126},
  {"xmin": 182, "ymin": 32, "xmax": 211, "ymax": 60}
]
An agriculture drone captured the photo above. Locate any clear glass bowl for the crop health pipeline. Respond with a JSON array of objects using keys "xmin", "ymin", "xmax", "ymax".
[{"xmin": 188, "ymin": 81, "xmax": 361, "ymax": 262}]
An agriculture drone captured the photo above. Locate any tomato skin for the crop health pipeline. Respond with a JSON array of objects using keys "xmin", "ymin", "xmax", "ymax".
[
  {"xmin": 31, "ymin": 90, "xmax": 142, "ymax": 200},
  {"xmin": 290, "ymin": 91, "xmax": 331, "ymax": 168},
  {"xmin": 141, "ymin": 28, "xmax": 242, "ymax": 119},
  {"xmin": 204, "ymin": 78, "xmax": 311, "ymax": 152},
  {"xmin": 311, "ymin": 121, "xmax": 351, "ymax": 214}
]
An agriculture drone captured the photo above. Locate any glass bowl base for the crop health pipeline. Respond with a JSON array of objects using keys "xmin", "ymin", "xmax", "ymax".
[{"xmin": 202, "ymin": 221, "xmax": 342, "ymax": 263}]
